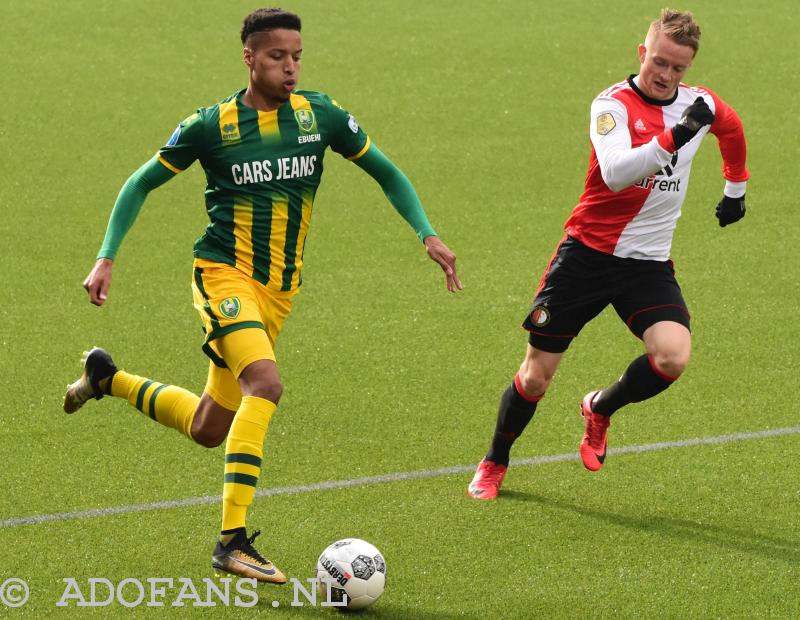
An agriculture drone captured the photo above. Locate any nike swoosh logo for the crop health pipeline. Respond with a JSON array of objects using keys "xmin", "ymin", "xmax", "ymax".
[{"xmin": 231, "ymin": 557, "xmax": 277, "ymax": 576}]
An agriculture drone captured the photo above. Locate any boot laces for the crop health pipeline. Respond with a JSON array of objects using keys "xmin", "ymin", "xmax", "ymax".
[
  {"xmin": 588, "ymin": 412, "xmax": 610, "ymax": 449},
  {"xmin": 242, "ymin": 530, "xmax": 269, "ymax": 565}
]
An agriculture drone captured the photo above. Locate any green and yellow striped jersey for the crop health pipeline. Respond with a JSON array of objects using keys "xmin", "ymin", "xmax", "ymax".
[{"xmin": 157, "ymin": 89, "xmax": 370, "ymax": 292}]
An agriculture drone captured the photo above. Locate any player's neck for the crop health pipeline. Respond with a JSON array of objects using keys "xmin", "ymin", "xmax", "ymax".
[{"xmin": 242, "ymin": 85, "xmax": 287, "ymax": 112}]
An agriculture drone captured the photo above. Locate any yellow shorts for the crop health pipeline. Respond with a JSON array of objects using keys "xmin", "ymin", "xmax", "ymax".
[{"xmin": 191, "ymin": 259, "xmax": 297, "ymax": 410}]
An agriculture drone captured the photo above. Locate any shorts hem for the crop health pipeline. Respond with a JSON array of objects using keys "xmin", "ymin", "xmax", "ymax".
[
  {"xmin": 526, "ymin": 329, "xmax": 574, "ymax": 354},
  {"xmin": 204, "ymin": 385, "xmax": 242, "ymax": 411}
]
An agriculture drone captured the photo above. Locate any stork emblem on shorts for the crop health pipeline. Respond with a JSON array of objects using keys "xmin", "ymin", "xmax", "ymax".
[{"xmin": 219, "ymin": 297, "xmax": 241, "ymax": 319}]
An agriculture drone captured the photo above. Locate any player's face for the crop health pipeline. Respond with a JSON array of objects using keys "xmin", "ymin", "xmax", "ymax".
[
  {"xmin": 244, "ymin": 28, "xmax": 302, "ymax": 104},
  {"xmin": 637, "ymin": 31, "xmax": 694, "ymax": 100}
]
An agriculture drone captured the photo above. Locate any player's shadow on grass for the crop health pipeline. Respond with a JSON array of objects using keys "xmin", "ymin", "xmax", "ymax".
[{"xmin": 501, "ymin": 490, "xmax": 800, "ymax": 564}]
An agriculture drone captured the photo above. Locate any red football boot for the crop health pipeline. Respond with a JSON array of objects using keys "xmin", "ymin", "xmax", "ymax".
[
  {"xmin": 467, "ymin": 459, "xmax": 507, "ymax": 499},
  {"xmin": 579, "ymin": 391, "xmax": 611, "ymax": 471}
]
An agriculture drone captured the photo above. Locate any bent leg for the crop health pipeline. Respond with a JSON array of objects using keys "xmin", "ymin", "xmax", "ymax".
[
  {"xmin": 190, "ymin": 361, "xmax": 242, "ymax": 448},
  {"xmin": 592, "ymin": 321, "xmax": 691, "ymax": 416},
  {"xmin": 109, "ymin": 371, "xmax": 201, "ymax": 440}
]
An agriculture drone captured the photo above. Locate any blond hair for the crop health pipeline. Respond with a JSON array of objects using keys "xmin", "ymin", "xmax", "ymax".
[{"xmin": 650, "ymin": 8, "xmax": 701, "ymax": 54}]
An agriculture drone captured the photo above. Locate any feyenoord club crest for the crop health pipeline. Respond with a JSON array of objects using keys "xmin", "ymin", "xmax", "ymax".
[
  {"xmin": 219, "ymin": 297, "xmax": 241, "ymax": 319},
  {"xmin": 294, "ymin": 109, "xmax": 316, "ymax": 133},
  {"xmin": 530, "ymin": 306, "xmax": 550, "ymax": 327}
]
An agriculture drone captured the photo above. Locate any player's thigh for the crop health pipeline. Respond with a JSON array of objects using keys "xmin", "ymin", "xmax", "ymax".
[
  {"xmin": 203, "ymin": 359, "xmax": 243, "ymax": 411},
  {"xmin": 218, "ymin": 332, "xmax": 283, "ymax": 402},
  {"xmin": 523, "ymin": 236, "xmax": 613, "ymax": 354},
  {"xmin": 217, "ymin": 327, "xmax": 277, "ymax": 380},
  {"xmin": 612, "ymin": 259, "xmax": 691, "ymax": 340}
]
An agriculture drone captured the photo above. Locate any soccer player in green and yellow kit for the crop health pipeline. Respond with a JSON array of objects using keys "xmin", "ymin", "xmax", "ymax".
[{"xmin": 63, "ymin": 8, "xmax": 461, "ymax": 583}]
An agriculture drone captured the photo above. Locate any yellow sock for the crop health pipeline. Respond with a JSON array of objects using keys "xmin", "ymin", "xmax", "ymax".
[
  {"xmin": 109, "ymin": 371, "xmax": 200, "ymax": 440},
  {"xmin": 221, "ymin": 395, "xmax": 276, "ymax": 533}
]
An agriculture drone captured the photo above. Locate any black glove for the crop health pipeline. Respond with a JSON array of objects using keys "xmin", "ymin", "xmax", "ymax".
[
  {"xmin": 715, "ymin": 194, "xmax": 746, "ymax": 227},
  {"xmin": 672, "ymin": 97, "xmax": 714, "ymax": 150}
]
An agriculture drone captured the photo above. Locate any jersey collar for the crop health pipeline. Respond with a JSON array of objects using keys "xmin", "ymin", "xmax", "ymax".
[{"xmin": 627, "ymin": 74, "xmax": 679, "ymax": 106}]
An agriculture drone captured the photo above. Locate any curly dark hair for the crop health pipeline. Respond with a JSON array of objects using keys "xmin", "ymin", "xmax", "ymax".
[{"xmin": 240, "ymin": 8, "xmax": 301, "ymax": 45}]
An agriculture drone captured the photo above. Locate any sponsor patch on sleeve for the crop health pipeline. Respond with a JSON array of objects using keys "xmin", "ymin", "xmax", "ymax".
[
  {"xmin": 596, "ymin": 112, "xmax": 616, "ymax": 136},
  {"xmin": 347, "ymin": 114, "xmax": 359, "ymax": 133},
  {"xmin": 166, "ymin": 125, "xmax": 181, "ymax": 146}
]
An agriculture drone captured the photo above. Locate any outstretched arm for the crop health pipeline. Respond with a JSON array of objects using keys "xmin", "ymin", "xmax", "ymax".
[
  {"xmin": 352, "ymin": 143, "xmax": 462, "ymax": 292},
  {"xmin": 83, "ymin": 157, "xmax": 176, "ymax": 305}
]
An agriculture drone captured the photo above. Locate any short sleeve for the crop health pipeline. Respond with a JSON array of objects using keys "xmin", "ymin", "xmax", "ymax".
[
  {"xmin": 323, "ymin": 95, "xmax": 370, "ymax": 160},
  {"xmin": 157, "ymin": 110, "xmax": 205, "ymax": 172}
]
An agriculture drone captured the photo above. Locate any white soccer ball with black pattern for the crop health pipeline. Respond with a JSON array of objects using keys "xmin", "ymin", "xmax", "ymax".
[{"xmin": 316, "ymin": 538, "xmax": 386, "ymax": 610}]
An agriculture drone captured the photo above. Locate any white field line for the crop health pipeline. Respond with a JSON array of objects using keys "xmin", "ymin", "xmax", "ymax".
[{"xmin": 2, "ymin": 426, "xmax": 798, "ymax": 529}]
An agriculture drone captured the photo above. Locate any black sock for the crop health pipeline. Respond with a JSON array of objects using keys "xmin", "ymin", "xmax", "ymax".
[
  {"xmin": 486, "ymin": 377, "xmax": 540, "ymax": 466},
  {"xmin": 592, "ymin": 354, "xmax": 676, "ymax": 417}
]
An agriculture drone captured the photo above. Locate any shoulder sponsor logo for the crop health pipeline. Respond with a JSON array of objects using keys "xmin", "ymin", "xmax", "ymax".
[
  {"xmin": 294, "ymin": 109, "xmax": 316, "ymax": 133},
  {"xmin": 596, "ymin": 112, "xmax": 616, "ymax": 136},
  {"xmin": 347, "ymin": 114, "xmax": 359, "ymax": 133},
  {"xmin": 219, "ymin": 297, "xmax": 241, "ymax": 319},
  {"xmin": 166, "ymin": 125, "xmax": 181, "ymax": 147}
]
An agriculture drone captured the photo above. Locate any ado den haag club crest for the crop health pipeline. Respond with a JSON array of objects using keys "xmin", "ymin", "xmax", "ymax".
[
  {"xmin": 219, "ymin": 297, "xmax": 241, "ymax": 319},
  {"xmin": 294, "ymin": 109, "xmax": 316, "ymax": 133}
]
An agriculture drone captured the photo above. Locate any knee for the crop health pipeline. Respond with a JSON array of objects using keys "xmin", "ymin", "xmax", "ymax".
[
  {"xmin": 517, "ymin": 360, "xmax": 553, "ymax": 397},
  {"xmin": 191, "ymin": 418, "xmax": 228, "ymax": 448},
  {"xmin": 248, "ymin": 376, "xmax": 284, "ymax": 404},
  {"xmin": 238, "ymin": 360, "xmax": 284, "ymax": 404},
  {"xmin": 651, "ymin": 349, "xmax": 690, "ymax": 379}
]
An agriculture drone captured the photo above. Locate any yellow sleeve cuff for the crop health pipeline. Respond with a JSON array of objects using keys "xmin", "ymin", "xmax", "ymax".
[
  {"xmin": 157, "ymin": 154, "xmax": 183, "ymax": 174},
  {"xmin": 346, "ymin": 136, "xmax": 372, "ymax": 161}
]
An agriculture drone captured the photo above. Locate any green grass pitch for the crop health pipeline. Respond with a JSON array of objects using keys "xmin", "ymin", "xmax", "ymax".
[{"xmin": 1, "ymin": 0, "xmax": 798, "ymax": 617}]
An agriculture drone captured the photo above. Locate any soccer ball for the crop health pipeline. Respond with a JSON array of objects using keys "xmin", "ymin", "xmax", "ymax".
[{"xmin": 316, "ymin": 538, "xmax": 386, "ymax": 610}]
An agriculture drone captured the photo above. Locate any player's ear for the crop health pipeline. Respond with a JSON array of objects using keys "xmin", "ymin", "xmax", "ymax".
[
  {"xmin": 637, "ymin": 43, "xmax": 647, "ymax": 64},
  {"xmin": 243, "ymin": 46, "xmax": 254, "ymax": 68}
]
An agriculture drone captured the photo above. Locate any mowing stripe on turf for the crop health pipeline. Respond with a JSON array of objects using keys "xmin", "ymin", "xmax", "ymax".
[{"xmin": 2, "ymin": 426, "xmax": 798, "ymax": 529}]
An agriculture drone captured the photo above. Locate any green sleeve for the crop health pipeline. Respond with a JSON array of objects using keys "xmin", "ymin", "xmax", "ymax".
[
  {"xmin": 322, "ymin": 94, "xmax": 370, "ymax": 159},
  {"xmin": 158, "ymin": 110, "xmax": 205, "ymax": 172},
  {"xmin": 96, "ymin": 157, "xmax": 176, "ymax": 260},
  {"xmin": 352, "ymin": 144, "xmax": 437, "ymax": 241}
]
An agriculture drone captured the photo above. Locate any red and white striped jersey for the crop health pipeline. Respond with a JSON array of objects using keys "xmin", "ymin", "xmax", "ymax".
[{"xmin": 564, "ymin": 75, "xmax": 749, "ymax": 261}]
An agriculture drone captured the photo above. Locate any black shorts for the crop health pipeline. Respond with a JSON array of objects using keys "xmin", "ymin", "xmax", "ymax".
[{"xmin": 522, "ymin": 236, "xmax": 690, "ymax": 353}]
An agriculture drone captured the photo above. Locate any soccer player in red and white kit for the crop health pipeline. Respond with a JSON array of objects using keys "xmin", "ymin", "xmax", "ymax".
[{"xmin": 468, "ymin": 9, "xmax": 749, "ymax": 498}]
